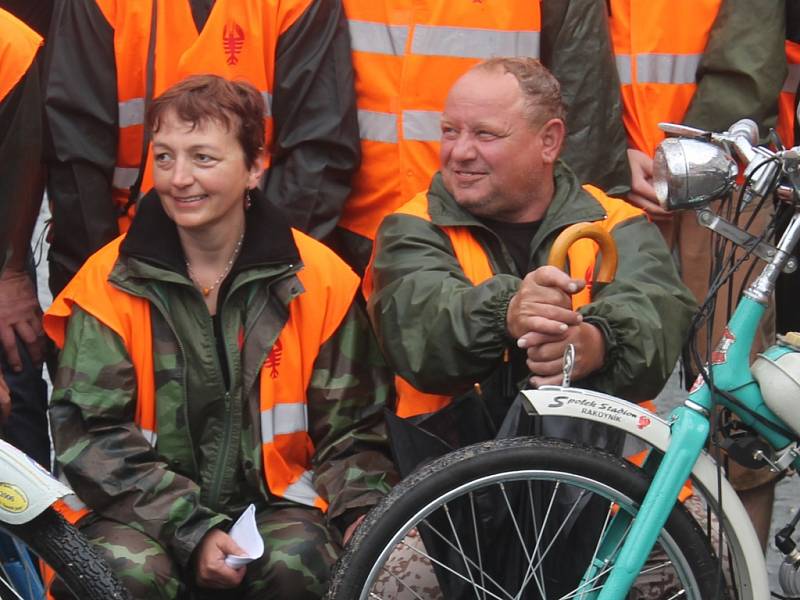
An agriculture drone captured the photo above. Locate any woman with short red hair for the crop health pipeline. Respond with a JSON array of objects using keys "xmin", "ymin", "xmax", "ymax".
[{"xmin": 45, "ymin": 74, "xmax": 396, "ymax": 599}]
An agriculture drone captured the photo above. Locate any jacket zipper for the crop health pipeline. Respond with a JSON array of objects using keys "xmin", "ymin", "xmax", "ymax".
[
  {"xmin": 207, "ymin": 390, "xmax": 235, "ymax": 510},
  {"xmin": 206, "ymin": 287, "xmax": 241, "ymax": 511}
]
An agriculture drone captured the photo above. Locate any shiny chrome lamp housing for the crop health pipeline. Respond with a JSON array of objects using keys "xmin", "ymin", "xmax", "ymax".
[{"xmin": 653, "ymin": 137, "xmax": 738, "ymax": 211}]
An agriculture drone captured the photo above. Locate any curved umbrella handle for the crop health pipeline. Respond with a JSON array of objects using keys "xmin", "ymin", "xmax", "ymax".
[{"xmin": 546, "ymin": 222, "xmax": 618, "ymax": 283}]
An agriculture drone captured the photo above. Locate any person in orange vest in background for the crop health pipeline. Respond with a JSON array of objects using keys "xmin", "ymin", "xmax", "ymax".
[
  {"xmin": 44, "ymin": 75, "xmax": 396, "ymax": 599},
  {"xmin": 775, "ymin": 7, "xmax": 800, "ymax": 339},
  {"xmin": 43, "ymin": 0, "xmax": 360, "ymax": 296},
  {"xmin": 0, "ymin": 8, "xmax": 50, "ymax": 469},
  {"xmin": 331, "ymin": 0, "xmax": 633, "ymax": 273},
  {"xmin": 609, "ymin": 0, "xmax": 786, "ymax": 551}
]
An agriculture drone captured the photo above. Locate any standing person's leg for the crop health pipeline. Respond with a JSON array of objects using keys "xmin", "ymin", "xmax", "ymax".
[
  {"xmin": 1, "ymin": 341, "xmax": 48, "ymax": 467},
  {"xmin": 0, "ymin": 261, "xmax": 49, "ymax": 469},
  {"xmin": 676, "ymin": 205, "xmax": 775, "ymax": 361},
  {"xmin": 676, "ymin": 205, "xmax": 777, "ymax": 551}
]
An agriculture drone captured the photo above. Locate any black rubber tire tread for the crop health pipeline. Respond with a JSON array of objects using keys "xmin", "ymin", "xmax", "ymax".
[
  {"xmin": 3, "ymin": 507, "xmax": 130, "ymax": 599},
  {"xmin": 328, "ymin": 436, "xmax": 728, "ymax": 600}
]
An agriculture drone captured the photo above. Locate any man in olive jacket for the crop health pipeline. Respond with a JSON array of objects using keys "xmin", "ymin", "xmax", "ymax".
[{"xmin": 366, "ymin": 58, "xmax": 697, "ymax": 431}]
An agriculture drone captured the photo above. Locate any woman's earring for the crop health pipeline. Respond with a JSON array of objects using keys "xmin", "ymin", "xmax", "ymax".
[{"xmin": 245, "ymin": 188, "xmax": 253, "ymax": 210}]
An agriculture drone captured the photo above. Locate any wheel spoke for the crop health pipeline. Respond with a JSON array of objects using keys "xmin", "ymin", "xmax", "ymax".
[
  {"xmin": 468, "ymin": 492, "xmax": 488, "ymax": 600},
  {"xmin": 393, "ymin": 525, "xmax": 510, "ymax": 600},
  {"xmin": 442, "ymin": 503, "xmax": 484, "ymax": 600},
  {"xmin": 515, "ymin": 480, "xmax": 556, "ymax": 599},
  {"xmin": 527, "ymin": 487, "xmax": 588, "ymax": 576},
  {"xmin": 0, "ymin": 565, "xmax": 25, "ymax": 600}
]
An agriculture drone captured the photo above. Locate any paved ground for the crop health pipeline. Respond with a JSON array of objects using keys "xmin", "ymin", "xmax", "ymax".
[{"xmin": 33, "ymin": 204, "xmax": 798, "ymax": 593}]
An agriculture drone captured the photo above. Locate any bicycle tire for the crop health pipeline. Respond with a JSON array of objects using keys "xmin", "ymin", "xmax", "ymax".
[
  {"xmin": 0, "ymin": 507, "xmax": 129, "ymax": 599},
  {"xmin": 329, "ymin": 437, "xmax": 728, "ymax": 600}
]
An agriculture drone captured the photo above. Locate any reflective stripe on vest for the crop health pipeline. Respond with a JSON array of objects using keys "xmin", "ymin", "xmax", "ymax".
[
  {"xmin": 347, "ymin": 20, "xmax": 539, "ymax": 60},
  {"xmin": 260, "ymin": 403, "xmax": 308, "ymax": 444},
  {"xmin": 615, "ymin": 55, "xmax": 632, "ymax": 85},
  {"xmin": 348, "ymin": 20, "xmax": 408, "ymax": 55},
  {"xmin": 283, "ymin": 471, "xmax": 325, "ymax": 508},
  {"xmin": 609, "ymin": 0, "xmax": 722, "ymax": 156},
  {"xmin": 410, "ymin": 25, "xmax": 539, "ymax": 59},
  {"xmin": 364, "ymin": 185, "xmax": 644, "ymax": 418},
  {"xmin": 113, "ymin": 167, "xmax": 140, "ymax": 191},
  {"xmin": 357, "ymin": 109, "xmax": 448, "ymax": 144},
  {"xmin": 358, "ymin": 110, "xmax": 397, "ymax": 143},
  {"xmin": 0, "ymin": 9, "xmax": 42, "ymax": 102},
  {"xmin": 615, "ymin": 53, "xmax": 702, "ymax": 85},
  {"xmin": 140, "ymin": 427, "xmax": 157, "ymax": 446},
  {"xmin": 44, "ymin": 230, "xmax": 358, "ymax": 516},
  {"xmin": 402, "ymin": 110, "xmax": 442, "ymax": 142},
  {"xmin": 339, "ymin": 1, "xmax": 541, "ymax": 240},
  {"xmin": 94, "ymin": 0, "xmax": 304, "ymax": 229},
  {"xmin": 778, "ymin": 40, "xmax": 800, "ymax": 148}
]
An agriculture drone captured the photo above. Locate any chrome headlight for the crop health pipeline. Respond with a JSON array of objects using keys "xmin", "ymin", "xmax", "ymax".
[{"xmin": 653, "ymin": 138, "xmax": 738, "ymax": 211}]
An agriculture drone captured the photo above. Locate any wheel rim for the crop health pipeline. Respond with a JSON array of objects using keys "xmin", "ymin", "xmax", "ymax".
[{"xmin": 359, "ymin": 469, "xmax": 704, "ymax": 600}]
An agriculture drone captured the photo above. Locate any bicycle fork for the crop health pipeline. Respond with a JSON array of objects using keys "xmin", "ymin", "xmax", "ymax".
[{"xmin": 576, "ymin": 406, "xmax": 709, "ymax": 599}]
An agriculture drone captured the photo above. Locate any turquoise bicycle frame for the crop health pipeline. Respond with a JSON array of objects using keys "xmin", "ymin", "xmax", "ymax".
[{"xmin": 578, "ymin": 218, "xmax": 800, "ymax": 598}]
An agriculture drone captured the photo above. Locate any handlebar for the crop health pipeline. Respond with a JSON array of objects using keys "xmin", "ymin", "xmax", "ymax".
[{"xmin": 655, "ymin": 120, "xmax": 800, "ymax": 304}]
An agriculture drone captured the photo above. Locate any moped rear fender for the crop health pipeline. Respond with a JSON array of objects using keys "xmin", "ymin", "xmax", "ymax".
[
  {"xmin": 521, "ymin": 386, "xmax": 769, "ymax": 599},
  {"xmin": 0, "ymin": 438, "xmax": 72, "ymax": 525}
]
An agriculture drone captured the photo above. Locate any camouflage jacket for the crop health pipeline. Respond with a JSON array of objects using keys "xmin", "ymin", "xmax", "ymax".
[{"xmin": 48, "ymin": 191, "xmax": 398, "ymax": 568}]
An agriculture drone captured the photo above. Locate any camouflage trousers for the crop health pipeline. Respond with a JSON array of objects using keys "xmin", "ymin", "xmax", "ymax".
[{"xmin": 58, "ymin": 506, "xmax": 341, "ymax": 600}]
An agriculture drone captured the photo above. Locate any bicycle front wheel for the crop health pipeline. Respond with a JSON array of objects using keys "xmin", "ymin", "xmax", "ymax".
[
  {"xmin": 329, "ymin": 437, "xmax": 727, "ymax": 600},
  {"xmin": 1, "ymin": 507, "xmax": 129, "ymax": 599}
]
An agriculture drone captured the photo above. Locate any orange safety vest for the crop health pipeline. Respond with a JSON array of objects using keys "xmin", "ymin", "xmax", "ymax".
[
  {"xmin": 364, "ymin": 184, "xmax": 644, "ymax": 418},
  {"xmin": 95, "ymin": 0, "xmax": 311, "ymax": 232},
  {"xmin": 339, "ymin": 1, "xmax": 542, "ymax": 241},
  {"xmin": 609, "ymin": 0, "xmax": 722, "ymax": 157},
  {"xmin": 777, "ymin": 40, "xmax": 800, "ymax": 149},
  {"xmin": 0, "ymin": 8, "xmax": 43, "ymax": 103},
  {"xmin": 45, "ymin": 229, "xmax": 359, "ymax": 515}
]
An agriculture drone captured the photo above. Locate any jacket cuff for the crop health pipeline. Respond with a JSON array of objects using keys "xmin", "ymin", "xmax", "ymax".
[
  {"xmin": 581, "ymin": 315, "xmax": 617, "ymax": 375},
  {"xmin": 172, "ymin": 513, "xmax": 231, "ymax": 568},
  {"xmin": 496, "ymin": 288, "xmax": 518, "ymax": 343}
]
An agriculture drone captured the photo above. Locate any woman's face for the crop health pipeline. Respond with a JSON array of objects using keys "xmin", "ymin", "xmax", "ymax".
[{"xmin": 151, "ymin": 109, "xmax": 262, "ymax": 233}]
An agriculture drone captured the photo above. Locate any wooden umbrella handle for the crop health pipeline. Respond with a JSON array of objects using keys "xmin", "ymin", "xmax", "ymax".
[{"xmin": 546, "ymin": 222, "xmax": 618, "ymax": 283}]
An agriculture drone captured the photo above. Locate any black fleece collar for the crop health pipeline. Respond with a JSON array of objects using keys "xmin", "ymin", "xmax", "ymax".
[{"xmin": 120, "ymin": 187, "xmax": 301, "ymax": 274}]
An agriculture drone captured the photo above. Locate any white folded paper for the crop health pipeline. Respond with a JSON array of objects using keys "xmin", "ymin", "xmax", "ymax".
[{"xmin": 224, "ymin": 504, "xmax": 264, "ymax": 568}]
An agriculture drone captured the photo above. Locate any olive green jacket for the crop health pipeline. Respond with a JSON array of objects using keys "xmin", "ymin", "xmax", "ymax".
[
  {"xmin": 49, "ymin": 192, "xmax": 397, "ymax": 568},
  {"xmin": 542, "ymin": 0, "xmax": 630, "ymax": 195},
  {"xmin": 368, "ymin": 163, "xmax": 698, "ymax": 405},
  {"xmin": 682, "ymin": 0, "xmax": 786, "ymax": 136}
]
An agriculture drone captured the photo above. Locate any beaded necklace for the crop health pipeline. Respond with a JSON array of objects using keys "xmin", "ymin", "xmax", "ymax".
[{"xmin": 186, "ymin": 230, "xmax": 245, "ymax": 297}]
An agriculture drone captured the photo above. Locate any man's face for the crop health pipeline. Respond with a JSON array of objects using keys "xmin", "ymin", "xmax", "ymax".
[{"xmin": 440, "ymin": 70, "xmax": 556, "ymax": 223}]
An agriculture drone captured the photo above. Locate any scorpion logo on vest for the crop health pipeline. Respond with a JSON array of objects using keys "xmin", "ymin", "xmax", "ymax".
[
  {"xmin": 223, "ymin": 21, "xmax": 245, "ymax": 65},
  {"xmin": 265, "ymin": 339, "xmax": 283, "ymax": 378}
]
